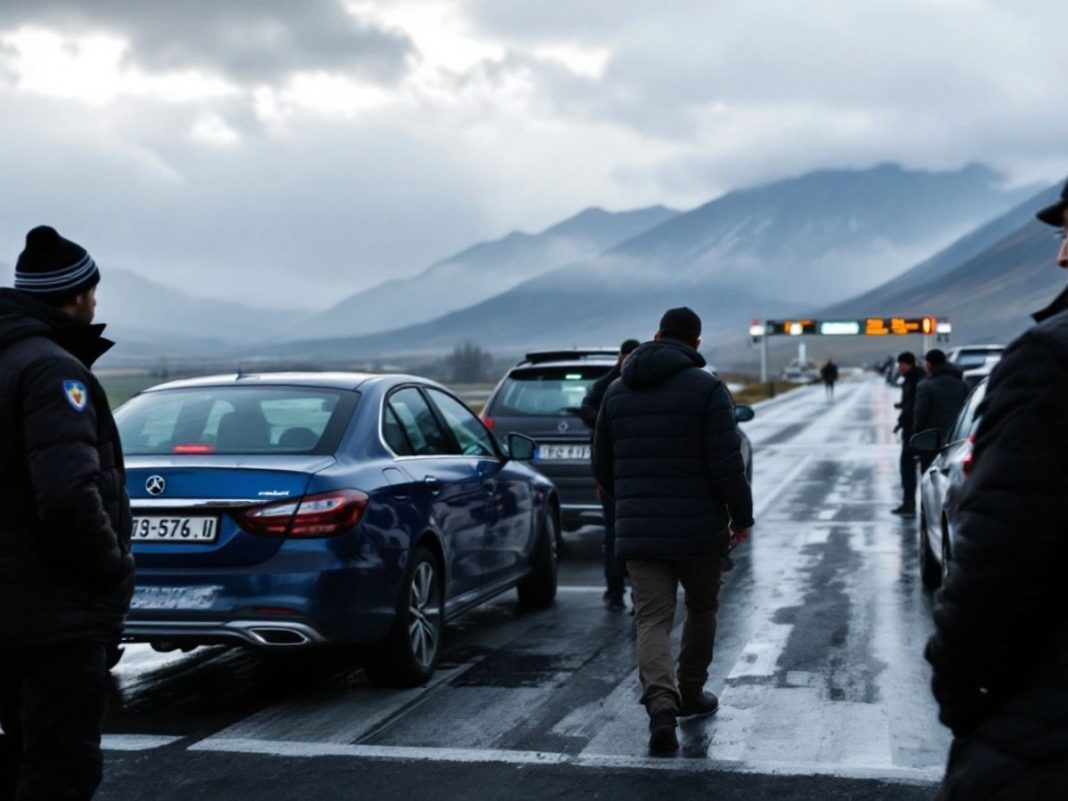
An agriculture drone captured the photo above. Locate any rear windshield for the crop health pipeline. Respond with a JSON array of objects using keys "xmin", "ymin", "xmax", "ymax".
[
  {"xmin": 115, "ymin": 386, "xmax": 358, "ymax": 455},
  {"xmin": 953, "ymin": 350, "xmax": 1003, "ymax": 370},
  {"xmin": 488, "ymin": 365, "xmax": 613, "ymax": 417}
]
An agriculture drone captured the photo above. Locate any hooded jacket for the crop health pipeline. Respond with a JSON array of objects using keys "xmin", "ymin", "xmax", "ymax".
[
  {"xmin": 0, "ymin": 288, "xmax": 133, "ymax": 646},
  {"xmin": 926, "ymin": 288, "xmax": 1068, "ymax": 800},
  {"xmin": 915, "ymin": 363, "xmax": 971, "ymax": 445},
  {"xmin": 592, "ymin": 338, "xmax": 753, "ymax": 559}
]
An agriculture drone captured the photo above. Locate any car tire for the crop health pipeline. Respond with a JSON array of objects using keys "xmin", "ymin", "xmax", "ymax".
[
  {"xmin": 517, "ymin": 513, "xmax": 558, "ymax": 609},
  {"xmin": 366, "ymin": 546, "xmax": 443, "ymax": 688},
  {"xmin": 919, "ymin": 509, "xmax": 942, "ymax": 590}
]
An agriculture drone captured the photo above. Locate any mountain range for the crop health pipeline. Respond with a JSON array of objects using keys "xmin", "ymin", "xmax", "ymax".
[{"xmin": 256, "ymin": 163, "xmax": 1036, "ymax": 363}]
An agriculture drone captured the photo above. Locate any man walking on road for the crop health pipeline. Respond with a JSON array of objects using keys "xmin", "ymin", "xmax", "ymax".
[
  {"xmin": 593, "ymin": 307, "xmax": 753, "ymax": 756},
  {"xmin": 580, "ymin": 338, "xmax": 641, "ymax": 611},
  {"xmin": 820, "ymin": 359, "xmax": 839, "ymax": 399},
  {"xmin": 913, "ymin": 349, "xmax": 969, "ymax": 472},
  {"xmin": 926, "ymin": 179, "xmax": 1068, "ymax": 800},
  {"xmin": 0, "ymin": 226, "xmax": 134, "ymax": 801},
  {"xmin": 892, "ymin": 351, "xmax": 920, "ymax": 515}
]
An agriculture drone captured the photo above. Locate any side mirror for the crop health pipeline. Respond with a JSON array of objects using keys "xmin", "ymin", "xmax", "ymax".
[
  {"xmin": 910, "ymin": 429, "xmax": 940, "ymax": 454},
  {"xmin": 734, "ymin": 404, "xmax": 756, "ymax": 424},
  {"xmin": 506, "ymin": 433, "xmax": 537, "ymax": 461}
]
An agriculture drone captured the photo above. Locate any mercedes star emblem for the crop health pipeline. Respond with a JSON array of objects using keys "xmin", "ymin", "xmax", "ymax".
[{"xmin": 146, "ymin": 475, "xmax": 166, "ymax": 496}]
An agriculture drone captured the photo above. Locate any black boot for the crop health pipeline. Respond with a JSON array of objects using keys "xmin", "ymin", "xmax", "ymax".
[
  {"xmin": 648, "ymin": 709, "xmax": 678, "ymax": 756},
  {"xmin": 891, "ymin": 503, "xmax": 916, "ymax": 515},
  {"xmin": 678, "ymin": 691, "xmax": 719, "ymax": 719}
]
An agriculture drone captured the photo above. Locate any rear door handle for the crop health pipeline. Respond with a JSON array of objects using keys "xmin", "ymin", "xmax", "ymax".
[{"xmin": 424, "ymin": 476, "xmax": 442, "ymax": 496}]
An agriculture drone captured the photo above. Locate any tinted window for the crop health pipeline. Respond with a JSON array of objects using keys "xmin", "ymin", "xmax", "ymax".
[
  {"xmin": 949, "ymin": 382, "xmax": 987, "ymax": 443},
  {"xmin": 488, "ymin": 365, "xmax": 612, "ymax": 417},
  {"xmin": 386, "ymin": 388, "xmax": 450, "ymax": 456},
  {"xmin": 427, "ymin": 389, "xmax": 498, "ymax": 458},
  {"xmin": 116, "ymin": 387, "xmax": 355, "ymax": 455}
]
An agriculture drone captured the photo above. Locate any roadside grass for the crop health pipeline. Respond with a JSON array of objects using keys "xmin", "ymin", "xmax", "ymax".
[{"xmin": 99, "ymin": 374, "xmax": 159, "ymax": 408}]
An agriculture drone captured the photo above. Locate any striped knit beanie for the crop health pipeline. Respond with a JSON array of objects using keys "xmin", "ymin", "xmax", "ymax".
[{"xmin": 15, "ymin": 225, "xmax": 100, "ymax": 304}]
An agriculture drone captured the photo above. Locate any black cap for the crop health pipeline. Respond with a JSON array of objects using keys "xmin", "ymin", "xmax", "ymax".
[
  {"xmin": 15, "ymin": 226, "xmax": 100, "ymax": 304},
  {"xmin": 620, "ymin": 338, "xmax": 641, "ymax": 355},
  {"xmin": 659, "ymin": 307, "xmax": 701, "ymax": 344},
  {"xmin": 1036, "ymin": 179, "xmax": 1068, "ymax": 227}
]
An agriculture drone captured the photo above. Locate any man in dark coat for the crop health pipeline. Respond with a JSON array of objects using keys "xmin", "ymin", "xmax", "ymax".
[
  {"xmin": 592, "ymin": 307, "xmax": 753, "ymax": 756},
  {"xmin": 892, "ymin": 351, "xmax": 920, "ymax": 515},
  {"xmin": 580, "ymin": 338, "xmax": 641, "ymax": 610},
  {"xmin": 914, "ymin": 349, "xmax": 970, "ymax": 471},
  {"xmin": 0, "ymin": 226, "xmax": 134, "ymax": 801},
  {"xmin": 819, "ymin": 359, "xmax": 839, "ymax": 399},
  {"xmin": 926, "ymin": 178, "xmax": 1068, "ymax": 800}
]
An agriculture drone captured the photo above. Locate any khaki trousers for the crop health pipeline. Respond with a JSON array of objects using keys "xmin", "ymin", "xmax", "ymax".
[{"xmin": 626, "ymin": 554, "xmax": 724, "ymax": 715}]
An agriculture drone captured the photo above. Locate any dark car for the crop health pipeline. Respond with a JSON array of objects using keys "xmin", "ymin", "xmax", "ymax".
[
  {"xmin": 481, "ymin": 349, "xmax": 754, "ymax": 536},
  {"xmin": 912, "ymin": 378, "xmax": 987, "ymax": 590},
  {"xmin": 113, "ymin": 372, "xmax": 559, "ymax": 686}
]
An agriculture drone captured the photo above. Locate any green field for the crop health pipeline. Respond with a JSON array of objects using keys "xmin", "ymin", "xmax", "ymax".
[{"xmin": 99, "ymin": 375, "xmax": 159, "ymax": 408}]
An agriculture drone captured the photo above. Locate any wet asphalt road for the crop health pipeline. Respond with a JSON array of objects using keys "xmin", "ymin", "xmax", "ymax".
[{"xmin": 97, "ymin": 376, "xmax": 948, "ymax": 800}]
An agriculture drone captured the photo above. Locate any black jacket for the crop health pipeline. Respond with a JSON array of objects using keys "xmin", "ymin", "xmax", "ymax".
[
  {"xmin": 898, "ymin": 367, "xmax": 920, "ymax": 433},
  {"xmin": 0, "ymin": 289, "xmax": 133, "ymax": 646},
  {"xmin": 820, "ymin": 362, "xmax": 839, "ymax": 383},
  {"xmin": 926, "ymin": 288, "xmax": 1068, "ymax": 800},
  {"xmin": 578, "ymin": 364, "xmax": 621, "ymax": 429},
  {"xmin": 914, "ymin": 364, "xmax": 970, "ymax": 445},
  {"xmin": 592, "ymin": 338, "xmax": 753, "ymax": 560}
]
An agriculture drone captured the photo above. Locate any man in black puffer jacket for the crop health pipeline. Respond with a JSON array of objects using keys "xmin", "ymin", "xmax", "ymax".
[
  {"xmin": 593, "ymin": 307, "xmax": 753, "ymax": 756},
  {"xmin": 926, "ymin": 178, "xmax": 1068, "ymax": 800},
  {"xmin": 914, "ymin": 349, "xmax": 970, "ymax": 471},
  {"xmin": 0, "ymin": 226, "xmax": 134, "ymax": 801}
]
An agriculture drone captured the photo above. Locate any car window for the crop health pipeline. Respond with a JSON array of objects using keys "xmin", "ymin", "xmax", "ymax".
[
  {"xmin": 386, "ymin": 387, "xmax": 450, "ymax": 456},
  {"xmin": 382, "ymin": 405, "xmax": 414, "ymax": 456},
  {"xmin": 115, "ymin": 387, "xmax": 355, "ymax": 455},
  {"xmin": 949, "ymin": 382, "xmax": 987, "ymax": 444},
  {"xmin": 427, "ymin": 388, "xmax": 498, "ymax": 458},
  {"xmin": 487, "ymin": 365, "xmax": 612, "ymax": 417}
]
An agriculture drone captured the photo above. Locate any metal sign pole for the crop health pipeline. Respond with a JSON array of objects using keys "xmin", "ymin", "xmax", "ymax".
[{"xmin": 761, "ymin": 330, "xmax": 769, "ymax": 384}]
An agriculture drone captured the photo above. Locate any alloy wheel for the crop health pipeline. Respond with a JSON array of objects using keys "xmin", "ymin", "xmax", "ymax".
[{"xmin": 408, "ymin": 561, "xmax": 441, "ymax": 669}]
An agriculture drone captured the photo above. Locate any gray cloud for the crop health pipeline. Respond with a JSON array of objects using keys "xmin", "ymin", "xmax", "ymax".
[{"xmin": 0, "ymin": 0, "xmax": 415, "ymax": 84}]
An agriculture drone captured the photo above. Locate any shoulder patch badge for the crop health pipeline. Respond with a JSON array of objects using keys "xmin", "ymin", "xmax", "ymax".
[{"xmin": 63, "ymin": 380, "xmax": 89, "ymax": 412}]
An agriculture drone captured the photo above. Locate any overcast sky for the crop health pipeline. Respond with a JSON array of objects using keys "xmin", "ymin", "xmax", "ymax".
[{"xmin": 1, "ymin": 0, "xmax": 1066, "ymax": 309}]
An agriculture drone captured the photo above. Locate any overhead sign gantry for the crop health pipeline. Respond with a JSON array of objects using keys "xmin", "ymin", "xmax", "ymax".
[{"xmin": 748, "ymin": 317, "xmax": 952, "ymax": 381}]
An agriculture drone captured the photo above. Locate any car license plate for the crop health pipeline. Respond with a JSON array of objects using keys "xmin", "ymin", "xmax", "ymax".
[
  {"xmin": 536, "ymin": 443, "xmax": 591, "ymax": 461},
  {"xmin": 132, "ymin": 516, "xmax": 219, "ymax": 543},
  {"xmin": 130, "ymin": 585, "xmax": 221, "ymax": 611}
]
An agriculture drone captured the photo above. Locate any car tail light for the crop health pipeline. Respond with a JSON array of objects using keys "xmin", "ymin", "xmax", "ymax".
[
  {"xmin": 241, "ymin": 490, "xmax": 369, "ymax": 538},
  {"xmin": 173, "ymin": 443, "xmax": 215, "ymax": 454},
  {"xmin": 481, "ymin": 415, "xmax": 496, "ymax": 430},
  {"xmin": 961, "ymin": 435, "xmax": 976, "ymax": 476}
]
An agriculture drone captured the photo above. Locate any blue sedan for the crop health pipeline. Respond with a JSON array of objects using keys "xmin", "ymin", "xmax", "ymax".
[{"xmin": 114, "ymin": 372, "xmax": 559, "ymax": 686}]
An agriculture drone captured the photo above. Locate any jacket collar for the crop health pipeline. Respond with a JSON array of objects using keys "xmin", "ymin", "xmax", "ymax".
[
  {"xmin": 0, "ymin": 288, "xmax": 114, "ymax": 368},
  {"xmin": 1033, "ymin": 285, "xmax": 1068, "ymax": 324}
]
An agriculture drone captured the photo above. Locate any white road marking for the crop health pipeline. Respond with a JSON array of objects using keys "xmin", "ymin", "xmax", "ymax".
[
  {"xmin": 102, "ymin": 734, "xmax": 183, "ymax": 751},
  {"xmin": 187, "ymin": 736, "xmax": 941, "ymax": 785}
]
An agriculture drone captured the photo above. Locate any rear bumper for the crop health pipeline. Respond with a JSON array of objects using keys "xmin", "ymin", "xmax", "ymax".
[
  {"xmin": 530, "ymin": 461, "xmax": 600, "ymax": 529},
  {"xmin": 123, "ymin": 619, "xmax": 327, "ymax": 648},
  {"xmin": 124, "ymin": 548, "xmax": 405, "ymax": 647}
]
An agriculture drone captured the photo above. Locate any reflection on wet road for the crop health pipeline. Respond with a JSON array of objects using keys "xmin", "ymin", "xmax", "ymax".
[{"xmin": 99, "ymin": 376, "xmax": 949, "ymax": 798}]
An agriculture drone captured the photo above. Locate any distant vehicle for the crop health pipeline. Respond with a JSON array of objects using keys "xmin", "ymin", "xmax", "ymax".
[
  {"xmin": 947, "ymin": 344, "xmax": 1005, "ymax": 372},
  {"xmin": 782, "ymin": 359, "xmax": 820, "ymax": 384},
  {"xmin": 114, "ymin": 372, "xmax": 559, "ymax": 686},
  {"xmin": 481, "ymin": 349, "xmax": 754, "ymax": 535},
  {"xmin": 912, "ymin": 378, "xmax": 988, "ymax": 590}
]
